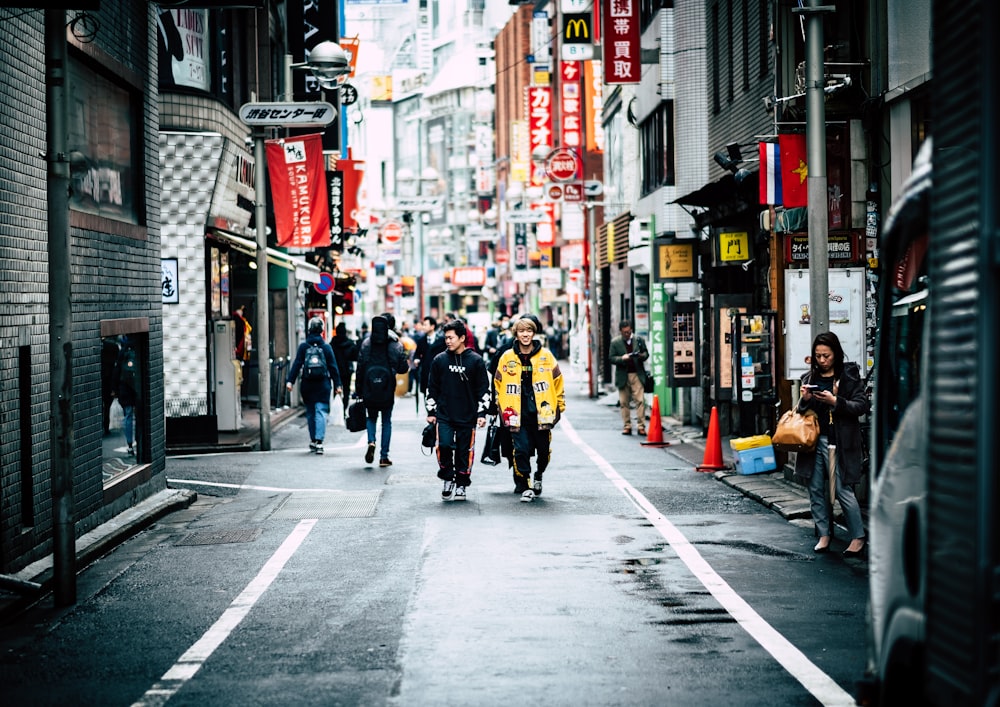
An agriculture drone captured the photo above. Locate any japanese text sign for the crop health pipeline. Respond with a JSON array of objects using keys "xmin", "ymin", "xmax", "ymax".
[{"xmin": 602, "ymin": 0, "xmax": 641, "ymax": 84}]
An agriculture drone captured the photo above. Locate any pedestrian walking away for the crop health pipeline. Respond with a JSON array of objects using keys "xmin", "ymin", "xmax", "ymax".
[
  {"xmin": 330, "ymin": 322, "xmax": 358, "ymax": 415},
  {"xmin": 609, "ymin": 319, "xmax": 650, "ymax": 436},
  {"xmin": 425, "ymin": 320, "xmax": 490, "ymax": 501},
  {"xmin": 793, "ymin": 331, "xmax": 869, "ymax": 557},
  {"xmin": 492, "ymin": 315, "xmax": 566, "ymax": 502},
  {"xmin": 286, "ymin": 317, "xmax": 343, "ymax": 455},
  {"xmin": 112, "ymin": 335, "xmax": 141, "ymax": 457},
  {"xmin": 355, "ymin": 314, "xmax": 410, "ymax": 467}
]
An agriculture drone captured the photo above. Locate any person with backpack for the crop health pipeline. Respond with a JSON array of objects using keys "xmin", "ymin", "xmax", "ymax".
[
  {"xmin": 355, "ymin": 314, "xmax": 409, "ymax": 466},
  {"xmin": 425, "ymin": 320, "xmax": 490, "ymax": 501},
  {"xmin": 330, "ymin": 322, "xmax": 358, "ymax": 412},
  {"xmin": 112, "ymin": 336, "xmax": 140, "ymax": 456},
  {"xmin": 286, "ymin": 317, "xmax": 342, "ymax": 455}
]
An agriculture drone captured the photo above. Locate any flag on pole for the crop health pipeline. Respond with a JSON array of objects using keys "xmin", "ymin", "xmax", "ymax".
[
  {"xmin": 266, "ymin": 133, "xmax": 331, "ymax": 249},
  {"xmin": 759, "ymin": 142, "xmax": 781, "ymax": 205},
  {"xmin": 779, "ymin": 133, "xmax": 808, "ymax": 208}
]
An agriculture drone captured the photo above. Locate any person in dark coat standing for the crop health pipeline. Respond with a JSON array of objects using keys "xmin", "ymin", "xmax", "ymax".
[
  {"xmin": 286, "ymin": 317, "xmax": 342, "ymax": 455},
  {"xmin": 330, "ymin": 322, "xmax": 358, "ymax": 407},
  {"xmin": 112, "ymin": 336, "xmax": 140, "ymax": 456},
  {"xmin": 793, "ymin": 331, "xmax": 869, "ymax": 557},
  {"xmin": 425, "ymin": 320, "xmax": 490, "ymax": 501},
  {"xmin": 413, "ymin": 316, "xmax": 439, "ymax": 396}
]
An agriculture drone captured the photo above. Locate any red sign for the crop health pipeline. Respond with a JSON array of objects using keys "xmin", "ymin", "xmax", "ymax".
[
  {"xmin": 546, "ymin": 147, "xmax": 580, "ymax": 182},
  {"xmin": 602, "ymin": 0, "xmax": 641, "ymax": 84},
  {"xmin": 526, "ymin": 86, "xmax": 553, "ymax": 186},
  {"xmin": 495, "ymin": 249, "xmax": 510, "ymax": 264},
  {"xmin": 391, "ymin": 283, "xmax": 402, "ymax": 296},
  {"xmin": 451, "ymin": 267, "xmax": 487, "ymax": 287},
  {"xmin": 266, "ymin": 133, "xmax": 330, "ymax": 248},
  {"xmin": 563, "ymin": 182, "xmax": 584, "ymax": 202},
  {"xmin": 568, "ymin": 268, "xmax": 582, "ymax": 282},
  {"xmin": 547, "ymin": 184, "xmax": 564, "ymax": 200},
  {"xmin": 559, "ymin": 61, "xmax": 583, "ymax": 149},
  {"xmin": 381, "ymin": 221, "xmax": 403, "ymax": 243}
]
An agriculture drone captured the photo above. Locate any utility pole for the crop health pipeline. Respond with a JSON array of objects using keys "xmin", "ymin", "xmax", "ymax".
[
  {"xmin": 253, "ymin": 128, "xmax": 272, "ymax": 451},
  {"xmin": 46, "ymin": 8, "xmax": 76, "ymax": 606},
  {"xmin": 794, "ymin": 1, "xmax": 835, "ymax": 341}
]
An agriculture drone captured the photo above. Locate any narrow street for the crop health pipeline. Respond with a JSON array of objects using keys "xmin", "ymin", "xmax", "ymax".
[{"xmin": 0, "ymin": 378, "xmax": 867, "ymax": 706}]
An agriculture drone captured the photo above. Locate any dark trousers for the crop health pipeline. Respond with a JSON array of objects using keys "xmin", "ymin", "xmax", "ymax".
[
  {"xmin": 510, "ymin": 414, "xmax": 551, "ymax": 490},
  {"xmin": 435, "ymin": 420, "xmax": 477, "ymax": 487}
]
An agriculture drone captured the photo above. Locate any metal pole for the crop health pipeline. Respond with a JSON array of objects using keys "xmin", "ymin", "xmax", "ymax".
[
  {"xmin": 46, "ymin": 8, "xmax": 75, "ymax": 606},
  {"xmin": 798, "ymin": 2, "xmax": 835, "ymax": 340},
  {"xmin": 585, "ymin": 201, "xmax": 598, "ymax": 398},
  {"xmin": 254, "ymin": 129, "xmax": 272, "ymax": 450}
]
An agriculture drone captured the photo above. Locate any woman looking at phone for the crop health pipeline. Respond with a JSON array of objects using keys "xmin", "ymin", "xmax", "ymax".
[{"xmin": 794, "ymin": 331, "xmax": 870, "ymax": 557}]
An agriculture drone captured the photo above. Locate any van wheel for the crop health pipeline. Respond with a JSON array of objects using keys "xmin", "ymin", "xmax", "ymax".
[{"xmin": 882, "ymin": 641, "xmax": 928, "ymax": 706}]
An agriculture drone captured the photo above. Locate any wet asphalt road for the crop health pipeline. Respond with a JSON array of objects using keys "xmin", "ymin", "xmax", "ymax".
[{"xmin": 0, "ymin": 381, "xmax": 867, "ymax": 706}]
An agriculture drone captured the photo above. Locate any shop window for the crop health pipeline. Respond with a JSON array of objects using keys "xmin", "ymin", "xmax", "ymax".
[
  {"xmin": 67, "ymin": 53, "xmax": 142, "ymax": 224},
  {"xmin": 639, "ymin": 101, "xmax": 675, "ymax": 195}
]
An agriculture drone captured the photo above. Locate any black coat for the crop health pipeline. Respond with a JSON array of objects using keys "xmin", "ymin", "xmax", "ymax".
[
  {"xmin": 793, "ymin": 362, "xmax": 869, "ymax": 486},
  {"xmin": 287, "ymin": 335, "xmax": 342, "ymax": 405}
]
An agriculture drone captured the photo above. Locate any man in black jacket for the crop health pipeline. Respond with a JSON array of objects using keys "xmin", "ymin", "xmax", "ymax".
[
  {"xmin": 286, "ymin": 317, "xmax": 342, "ymax": 455},
  {"xmin": 425, "ymin": 320, "xmax": 490, "ymax": 501}
]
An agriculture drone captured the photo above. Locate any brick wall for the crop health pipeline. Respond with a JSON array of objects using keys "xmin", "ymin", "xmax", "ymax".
[{"xmin": 0, "ymin": 5, "xmax": 164, "ymax": 573}]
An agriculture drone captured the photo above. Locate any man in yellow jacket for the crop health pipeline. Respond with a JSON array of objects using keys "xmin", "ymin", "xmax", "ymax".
[{"xmin": 492, "ymin": 316, "xmax": 566, "ymax": 502}]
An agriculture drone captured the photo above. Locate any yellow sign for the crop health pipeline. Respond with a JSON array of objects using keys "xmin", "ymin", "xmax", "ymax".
[
  {"xmin": 657, "ymin": 243, "xmax": 695, "ymax": 279},
  {"xmin": 563, "ymin": 15, "xmax": 591, "ymax": 42},
  {"xmin": 718, "ymin": 231, "xmax": 750, "ymax": 262}
]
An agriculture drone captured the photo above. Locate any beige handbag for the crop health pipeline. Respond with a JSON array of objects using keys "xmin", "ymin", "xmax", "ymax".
[{"xmin": 772, "ymin": 408, "xmax": 820, "ymax": 452}]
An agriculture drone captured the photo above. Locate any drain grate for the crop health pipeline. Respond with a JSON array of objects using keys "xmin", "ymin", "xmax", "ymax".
[
  {"xmin": 176, "ymin": 528, "xmax": 263, "ymax": 546},
  {"xmin": 269, "ymin": 490, "xmax": 381, "ymax": 520}
]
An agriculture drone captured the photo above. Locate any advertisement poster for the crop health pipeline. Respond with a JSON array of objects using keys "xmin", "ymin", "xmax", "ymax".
[{"xmin": 784, "ymin": 268, "xmax": 867, "ymax": 379}]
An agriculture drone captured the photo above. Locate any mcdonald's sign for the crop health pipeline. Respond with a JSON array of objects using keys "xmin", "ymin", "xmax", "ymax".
[{"xmin": 562, "ymin": 13, "xmax": 592, "ymax": 44}]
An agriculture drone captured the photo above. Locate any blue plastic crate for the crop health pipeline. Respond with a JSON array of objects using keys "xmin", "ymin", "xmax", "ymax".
[{"xmin": 734, "ymin": 445, "xmax": 777, "ymax": 475}]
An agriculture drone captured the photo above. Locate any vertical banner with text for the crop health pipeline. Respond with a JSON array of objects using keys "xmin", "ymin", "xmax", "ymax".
[
  {"xmin": 526, "ymin": 86, "xmax": 553, "ymax": 186},
  {"xmin": 266, "ymin": 133, "xmax": 331, "ymax": 249},
  {"xmin": 602, "ymin": 0, "xmax": 641, "ymax": 84}
]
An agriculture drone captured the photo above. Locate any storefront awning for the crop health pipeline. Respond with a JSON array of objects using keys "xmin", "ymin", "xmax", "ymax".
[
  {"xmin": 672, "ymin": 171, "xmax": 759, "ymax": 229},
  {"xmin": 207, "ymin": 229, "xmax": 322, "ymax": 284}
]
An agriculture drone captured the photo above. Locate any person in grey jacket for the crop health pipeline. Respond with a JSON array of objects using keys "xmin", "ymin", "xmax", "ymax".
[
  {"xmin": 793, "ymin": 331, "xmax": 869, "ymax": 557},
  {"xmin": 608, "ymin": 320, "xmax": 649, "ymax": 436}
]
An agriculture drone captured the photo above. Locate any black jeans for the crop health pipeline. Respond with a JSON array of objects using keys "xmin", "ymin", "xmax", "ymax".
[
  {"xmin": 510, "ymin": 413, "xmax": 551, "ymax": 490},
  {"xmin": 435, "ymin": 420, "xmax": 477, "ymax": 487}
]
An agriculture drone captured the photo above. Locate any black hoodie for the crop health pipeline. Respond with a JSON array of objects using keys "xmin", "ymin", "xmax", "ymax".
[{"xmin": 425, "ymin": 348, "xmax": 490, "ymax": 425}]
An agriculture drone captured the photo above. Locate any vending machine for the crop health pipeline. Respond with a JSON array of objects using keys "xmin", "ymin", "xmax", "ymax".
[{"xmin": 212, "ymin": 319, "xmax": 242, "ymax": 431}]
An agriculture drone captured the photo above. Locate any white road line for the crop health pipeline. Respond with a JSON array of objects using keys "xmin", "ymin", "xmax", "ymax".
[
  {"xmin": 131, "ymin": 519, "xmax": 317, "ymax": 707},
  {"xmin": 167, "ymin": 479, "xmax": 358, "ymax": 494},
  {"xmin": 561, "ymin": 419, "xmax": 856, "ymax": 707}
]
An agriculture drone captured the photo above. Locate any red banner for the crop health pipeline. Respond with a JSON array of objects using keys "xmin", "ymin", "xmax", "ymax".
[
  {"xmin": 336, "ymin": 158, "xmax": 365, "ymax": 232},
  {"xmin": 526, "ymin": 86, "xmax": 553, "ymax": 187},
  {"xmin": 778, "ymin": 133, "xmax": 808, "ymax": 208},
  {"xmin": 266, "ymin": 133, "xmax": 330, "ymax": 248},
  {"xmin": 602, "ymin": 0, "xmax": 640, "ymax": 84}
]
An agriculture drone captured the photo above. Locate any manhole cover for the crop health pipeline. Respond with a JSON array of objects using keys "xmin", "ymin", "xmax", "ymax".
[
  {"xmin": 176, "ymin": 528, "xmax": 263, "ymax": 546},
  {"xmin": 269, "ymin": 490, "xmax": 381, "ymax": 519}
]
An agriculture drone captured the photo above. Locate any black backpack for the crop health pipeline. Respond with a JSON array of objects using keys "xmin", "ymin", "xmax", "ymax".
[
  {"xmin": 363, "ymin": 348, "xmax": 395, "ymax": 407},
  {"xmin": 302, "ymin": 342, "xmax": 328, "ymax": 380},
  {"xmin": 120, "ymin": 347, "xmax": 139, "ymax": 390}
]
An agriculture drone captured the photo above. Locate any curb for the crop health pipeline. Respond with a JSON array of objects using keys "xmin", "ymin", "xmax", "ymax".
[
  {"xmin": 714, "ymin": 470, "xmax": 812, "ymax": 520},
  {"xmin": 0, "ymin": 488, "xmax": 197, "ymax": 623}
]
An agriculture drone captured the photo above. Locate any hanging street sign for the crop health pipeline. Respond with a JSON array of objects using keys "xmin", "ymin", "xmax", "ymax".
[
  {"xmin": 339, "ymin": 84, "xmax": 359, "ymax": 106},
  {"xmin": 505, "ymin": 210, "xmax": 548, "ymax": 224},
  {"xmin": 239, "ymin": 102, "xmax": 336, "ymax": 128}
]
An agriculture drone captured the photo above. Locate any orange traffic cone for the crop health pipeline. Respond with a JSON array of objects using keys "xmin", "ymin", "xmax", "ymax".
[
  {"xmin": 696, "ymin": 406, "xmax": 729, "ymax": 472},
  {"xmin": 641, "ymin": 395, "xmax": 671, "ymax": 447}
]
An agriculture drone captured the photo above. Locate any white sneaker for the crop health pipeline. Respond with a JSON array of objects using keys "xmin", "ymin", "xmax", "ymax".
[
  {"xmin": 442, "ymin": 480, "xmax": 455, "ymax": 500},
  {"xmin": 454, "ymin": 486, "xmax": 467, "ymax": 501},
  {"xmin": 520, "ymin": 489, "xmax": 535, "ymax": 503}
]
